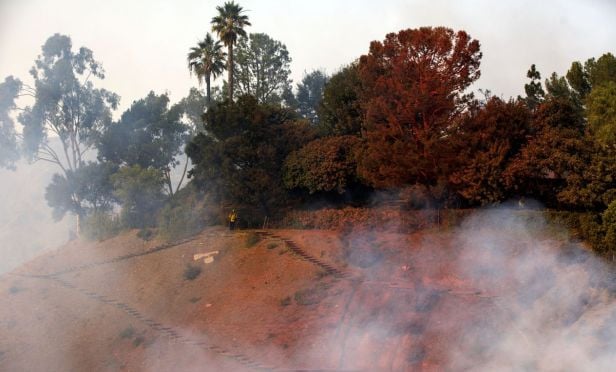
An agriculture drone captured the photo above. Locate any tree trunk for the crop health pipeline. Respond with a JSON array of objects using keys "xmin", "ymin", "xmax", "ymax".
[
  {"xmin": 228, "ymin": 45, "xmax": 234, "ymax": 101},
  {"xmin": 206, "ymin": 74, "xmax": 211, "ymax": 106}
]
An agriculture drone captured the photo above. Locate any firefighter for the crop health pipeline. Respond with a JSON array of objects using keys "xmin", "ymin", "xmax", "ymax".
[{"xmin": 228, "ymin": 209, "xmax": 237, "ymax": 231}]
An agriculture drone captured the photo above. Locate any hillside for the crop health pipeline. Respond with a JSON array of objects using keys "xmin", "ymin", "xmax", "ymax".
[{"xmin": 1, "ymin": 210, "xmax": 615, "ymax": 371}]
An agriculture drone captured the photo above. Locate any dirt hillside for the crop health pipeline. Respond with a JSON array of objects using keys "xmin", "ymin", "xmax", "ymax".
[{"xmin": 1, "ymin": 216, "xmax": 614, "ymax": 371}]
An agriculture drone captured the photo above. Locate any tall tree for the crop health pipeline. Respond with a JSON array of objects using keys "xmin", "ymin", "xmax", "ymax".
[
  {"xmin": 10, "ymin": 34, "xmax": 118, "ymax": 229},
  {"xmin": 523, "ymin": 64, "xmax": 545, "ymax": 110},
  {"xmin": 294, "ymin": 70, "xmax": 328, "ymax": 124},
  {"xmin": 232, "ymin": 33, "xmax": 293, "ymax": 105},
  {"xmin": 211, "ymin": 1, "xmax": 251, "ymax": 101},
  {"xmin": 186, "ymin": 95, "xmax": 316, "ymax": 222},
  {"xmin": 357, "ymin": 27, "xmax": 482, "ymax": 192},
  {"xmin": 97, "ymin": 92, "xmax": 189, "ymax": 196},
  {"xmin": 187, "ymin": 33, "xmax": 226, "ymax": 105},
  {"xmin": 586, "ymin": 81, "xmax": 616, "ymax": 146},
  {"xmin": 318, "ymin": 63, "xmax": 363, "ymax": 136}
]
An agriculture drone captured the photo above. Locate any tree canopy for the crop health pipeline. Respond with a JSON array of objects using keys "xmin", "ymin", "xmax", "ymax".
[
  {"xmin": 211, "ymin": 1, "xmax": 251, "ymax": 101},
  {"xmin": 232, "ymin": 33, "xmax": 293, "ymax": 105},
  {"xmin": 187, "ymin": 33, "xmax": 226, "ymax": 105},
  {"xmin": 357, "ymin": 27, "xmax": 482, "ymax": 190}
]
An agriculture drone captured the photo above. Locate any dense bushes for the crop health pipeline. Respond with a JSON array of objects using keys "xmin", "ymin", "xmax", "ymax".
[{"xmin": 81, "ymin": 211, "xmax": 122, "ymax": 241}]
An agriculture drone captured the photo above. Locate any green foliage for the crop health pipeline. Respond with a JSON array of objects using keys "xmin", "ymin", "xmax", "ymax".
[
  {"xmin": 186, "ymin": 95, "xmax": 317, "ymax": 218},
  {"xmin": 0, "ymin": 76, "xmax": 22, "ymax": 169},
  {"xmin": 586, "ymin": 81, "xmax": 616, "ymax": 146},
  {"xmin": 111, "ymin": 165, "xmax": 165, "ymax": 229},
  {"xmin": 280, "ymin": 296, "xmax": 291, "ymax": 307},
  {"xmin": 504, "ymin": 98, "xmax": 589, "ymax": 207},
  {"xmin": 98, "ymin": 91, "xmax": 190, "ymax": 195},
  {"xmin": 294, "ymin": 69, "xmax": 328, "ymax": 124},
  {"xmin": 211, "ymin": 1, "xmax": 251, "ymax": 100},
  {"xmin": 559, "ymin": 144, "xmax": 616, "ymax": 209},
  {"xmin": 523, "ymin": 64, "xmax": 545, "ymax": 110},
  {"xmin": 187, "ymin": 33, "xmax": 226, "ymax": 104},
  {"xmin": 13, "ymin": 34, "xmax": 118, "ymax": 222},
  {"xmin": 603, "ymin": 200, "xmax": 616, "ymax": 254},
  {"xmin": 45, "ymin": 162, "xmax": 118, "ymax": 221},
  {"xmin": 120, "ymin": 326, "xmax": 135, "ymax": 339},
  {"xmin": 245, "ymin": 232, "xmax": 261, "ymax": 248},
  {"xmin": 318, "ymin": 64, "xmax": 362, "ymax": 136},
  {"xmin": 452, "ymin": 98, "xmax": 532, "ymax": 205},
  {"xmin": 136, "ymin": 228, "xmax": 155, "ymax": 241},
  {"xmin": 183, "ymin": 264, "xmax": 202, "ymax": 280},
  {"xmin": 19, "ymin": 34, "xmax": 118, "ymax": 168},
  {"xmin": 157, "ymin": 191, "xmax": 208, "ymax": 241},
  {"xmin": 283, "ymin": 135, "xmax": 360, "ymax": 194},
  {"xmin": 81, "ymin": 211, "xmax": 122, "ymax": 241},
  {"xmin": 293, "ymin": 284, "xmax": 327, "ymax": 306},
  {"xmin": 178, "ymin": 88, "xmax": 209, "ymax": 133},
  {"xmin": 232, "ymin": 33, "xmax": 292, "ymax": 105}
]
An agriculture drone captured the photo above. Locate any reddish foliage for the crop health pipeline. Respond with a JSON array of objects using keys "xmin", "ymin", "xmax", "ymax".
[{"xmin": 357, "ymin": 27, "xmax": 482, "ymax": 189}]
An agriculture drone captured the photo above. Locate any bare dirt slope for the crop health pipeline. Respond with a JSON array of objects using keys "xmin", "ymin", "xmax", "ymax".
[{"xmin": 1, "ymin": 218, "xmax": 614, "ymax": 371}]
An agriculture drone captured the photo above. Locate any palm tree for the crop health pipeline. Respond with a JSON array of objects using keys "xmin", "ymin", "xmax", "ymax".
[
  {"xmin": 211, "ymin": 1, "xmax": 251, "ymax": 101},
  {"xmin": 187, "ymin": 33, "xmax": 226, "ymax": 105}
]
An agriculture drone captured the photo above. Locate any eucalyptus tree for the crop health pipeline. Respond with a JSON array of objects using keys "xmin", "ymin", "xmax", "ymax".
[
  {"xmin": 187, "ymin": 33, "xmax": 226, "ymax": 105},
  {"xmin": 3, "ymin": 34, "xmax": 119, "ymax": 227},
  {"xmin": 211, "ymin": 1, "xmax": 251, "ymax": 101}
]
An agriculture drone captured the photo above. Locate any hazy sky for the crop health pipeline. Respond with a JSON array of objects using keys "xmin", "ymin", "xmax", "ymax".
[{"xmin": 1, "ymin": 0, "xmax": 615, "ymax": 114}]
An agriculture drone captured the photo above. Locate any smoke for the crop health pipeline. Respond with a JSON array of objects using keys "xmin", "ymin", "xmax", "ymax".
[
  {"xmin": 446, "ymin": 208, "xmax": 616, "ymax": 370},
  {"xmin": 0, "ymin": 150, "xmax": 75, "ymax": 275},
  {"xmin": 285, "ymin": 205, "xmax": 616, "ymax": 370}
]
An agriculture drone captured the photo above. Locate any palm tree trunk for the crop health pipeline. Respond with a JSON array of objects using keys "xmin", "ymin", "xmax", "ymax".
[
  {"xmin": 206, "ymin": 74, "xmax": 211, "ymax": 106},
  {"xmin": 228, "ymin": 44, "xmax": 234, "ymax": 101}
]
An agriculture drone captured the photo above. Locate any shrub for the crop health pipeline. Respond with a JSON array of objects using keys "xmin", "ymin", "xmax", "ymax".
[
  {"xmin": 294, "ymin": 284, "xmax": 328, "ymax": 306},
  {"xmin": 120, "ymin": 326, "xmax": 135, "ymax": 339},
  {"xmin": 82, "ymin": 211, "xmax": 122, "ymax": 241},
  {"xmin": 137, "ymin": 228, "xmax": 155, "ymax": 241},
  {"xmin": 158, "ymin": 202, "xmax": 205, "ymax": 241},
  {"xmin": 183, "ymin": 265, "xmax": 202, "ymax": 280},
  {"xmin": 245, "ymin": 232, "xmax": 261, "ymax": 248},
  {"xmin": 280, "ymin": 296, "xmax": 291, "ymax": 307}
]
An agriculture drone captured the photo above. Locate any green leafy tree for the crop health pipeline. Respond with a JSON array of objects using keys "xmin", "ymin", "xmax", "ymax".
[
  {"xmin": 232, "ymin": 33, "xmax": 292, "ymax": 105},
  {"xmin": 566, "ymin": 61, "xmax": 591, "ymax": 100},
  {"xmin": 187, "ymin": 33, "xmax": 226, "ymax": 105},
  {"xmin": 186, "ymin": 95, "xmax": 316, "ymax": 220},
  {"xmin": 523, "ymin": 64, "xmax": 545, "ymax": 110},
  {"xmin": 586, "ymin": 53, "xmax": 616, "ymax": 87},
  {"xmin": 6, "ymin": 34, "xmax": 118, "ymax": 230},
  {"xmin": 211, "ymin": 1, "xmax": 251, "ymax": 101},
  {"xmin": 318, "ymin": 63, "xmax": 363, "ymax": 136},
  {"xmin": 0, "ymin": 76, "xmax": 22, "ymax": 169},
  {"xmin": 97, "ymin": 91, "xmax": 190, "ymax": 195},
  {"xmin": 586, "ymin": 81, "xmax": 616, "ymax": 146},
  {"xmin": 294, "ymin": 70, "xmax": 328, "ymax": 124},
  {"xmin": 283, "ymin": 135, "xmax": 360, "ymax": 194},
  {"xmin": 111, "ymin": 165, "xmax": 165, "ymax": 228},
  {"xmin": 545, "ymin": 72, "xmax": 577, "ymax": 102},
  {"xmin": 177, "ymin": 87, "xmax": 209, "ymax": 133},
  {"xmin": 504, "ymin": 98, "xmax": 588, "ymax": 207},
  {"xmin": 45, "ymin": 162, "xmax": 118, "ymax": 221},
  {"xmin": 18, "ymin": 34, "xmax": 118, "ymax": 173},
  {"xmin": 559, "ymin": 144, "xmax": 616, "ymax": 209}
]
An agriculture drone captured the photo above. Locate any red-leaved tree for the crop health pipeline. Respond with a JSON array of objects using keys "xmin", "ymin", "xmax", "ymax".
[{"xmin": 357, "ymin": 27, "xmax": 482, "ymax": 196}]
